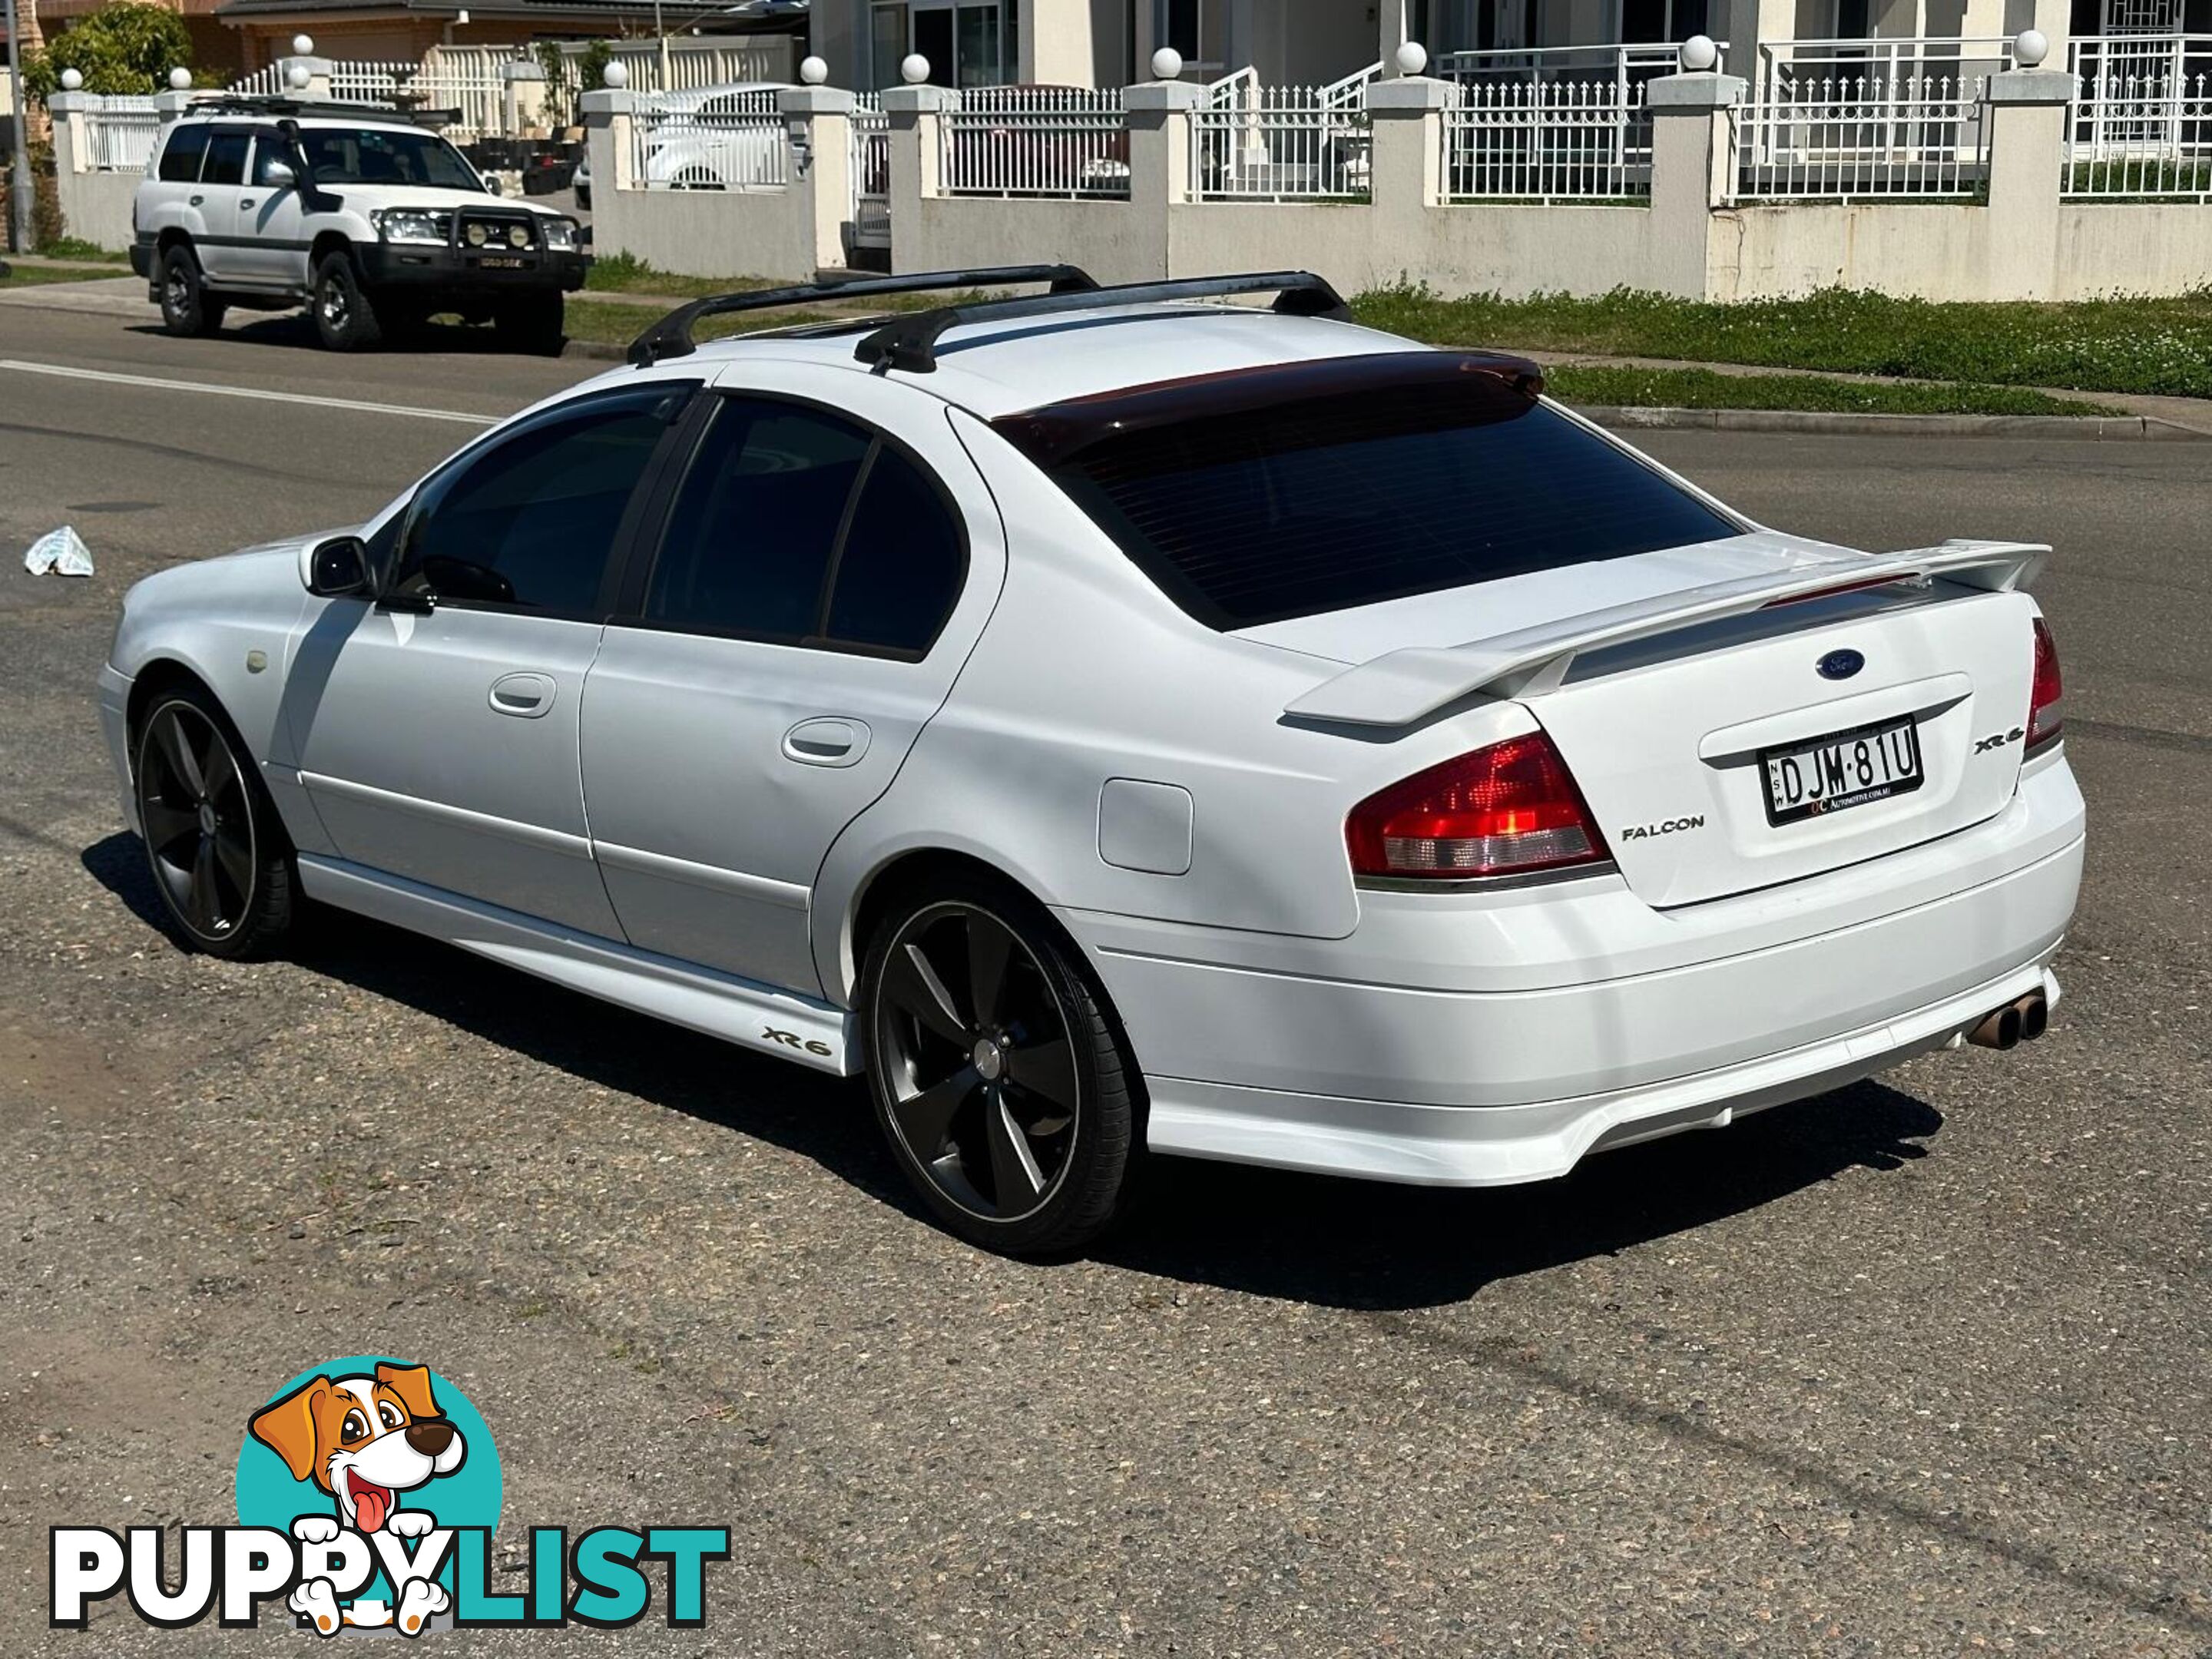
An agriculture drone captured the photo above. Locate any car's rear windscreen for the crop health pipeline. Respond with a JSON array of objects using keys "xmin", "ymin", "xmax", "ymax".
[{"xmin": 995, "ymin": 353, "xmax": 1740, "ymax": 631}]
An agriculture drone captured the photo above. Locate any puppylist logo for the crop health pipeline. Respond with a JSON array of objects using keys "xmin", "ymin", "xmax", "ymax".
[{"xmin": 49, "ymin": 1356, "xmax": 729, "ymax": 1635}]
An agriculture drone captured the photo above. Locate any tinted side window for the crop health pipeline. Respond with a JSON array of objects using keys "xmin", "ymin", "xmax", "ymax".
[
  {"xmin": 250, "ymin": 138, "xmax": 294, "ymax": 187},
  {"xmin": 201, "ymin": 132, "xmax": 250, "ymax": 187},
  {"xmin": 825, "ymin": 447, "xmax": 965, "ymax": 654},
  {"xmin": 645, "ymin": 398, "xmax": 873, "ymax": 640},
  {"xmin": 157, "ymin": 124, "xmax": 210, "ymax": 183},
  {"xmin": 394, "ymin": 392, "xmax": 671, "ymax": 614}
]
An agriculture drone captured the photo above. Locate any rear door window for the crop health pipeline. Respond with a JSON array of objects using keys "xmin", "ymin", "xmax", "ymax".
[
  {"xmin": 157, "ymin": 124, "xmax": 211, "ymax": 183},
  {"xmin": 200, "ymin": 131, "xmax": 251, "ymax": 187},
  {"xmin": 998, "ymin": 355, "xmax": 1740, "ymax": 631}
]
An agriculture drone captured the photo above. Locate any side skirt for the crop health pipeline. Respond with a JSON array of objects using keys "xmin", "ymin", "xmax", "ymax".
[{"xmin": 297, "ymin": 853, "xmax": 857, "ymax": 1075}]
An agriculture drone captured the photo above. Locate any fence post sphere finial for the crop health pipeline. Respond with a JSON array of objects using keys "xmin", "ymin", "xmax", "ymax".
[
  {"xmin": 170, "ymin": 66, "xmax": 194, "ymax": 90},
  {"xmin": 1395, "ymin": 40, "xmax": 1428, "ymax": 76},
  {"xmin": 900, "ymin": 52, "xmax": 930, "ymax": 84},
  {"xmin": 1678, "ymin": 34, "xmax": 1718, "ymax": 71},
  {"xmin": 2013, "ymin": 28, "xmax": 2048, "ymax": 67},
  {"xmin": 59, "ymin": 67, "xmax": 82, "ymax": 91},
  {"xmin": 800, "ymin": 55, "xmax": 829, "ymax": 85},
  {"xmin": 602, "ymin": 58, "xmax": 629, "ymax": 88},
  {"xmin": 286, "ymin": 62, "xmax": 311, "ymax": 89},
  {"xmin": 1151, "ymin": 46, "xmax": 1183, "ymax": 80},
  {"xmin": 292, "ymin": 33, "xmax": 314, "ymax": 55}
]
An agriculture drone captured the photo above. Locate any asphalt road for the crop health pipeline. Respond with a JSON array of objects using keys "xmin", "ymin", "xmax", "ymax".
[{"xmin": 2, "ymin": 301, "xmax": 2207, "ymax": 1657}]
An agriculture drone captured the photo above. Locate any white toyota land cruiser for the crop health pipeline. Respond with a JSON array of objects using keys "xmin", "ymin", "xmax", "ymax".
[{"xmin": 131, "ymin": 97, "xmax": 588, "ymax": 352}]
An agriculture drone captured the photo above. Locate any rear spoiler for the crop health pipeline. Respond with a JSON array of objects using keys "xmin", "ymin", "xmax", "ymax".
[{"xmin": 1282, "ymin": 539, "xmax": 2048, "ymax": 729}]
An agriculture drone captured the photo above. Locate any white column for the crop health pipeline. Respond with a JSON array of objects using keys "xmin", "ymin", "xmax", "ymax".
[
  {"xmin": 881, "ymin": 82, "xmax": 957, "ymax": 272},
  {"xmin": 1365, "ymin": 73, "xmax": 1455, "ymax": 209},
  {"xmin": 780, "ymin": 84, "xmax": 856, "ymax": 271},
  {"xmin": 1982, "ymin": 67, "xmax": 2071, "ymax": 299},
  {"xmin": 45, "ymin": 89, "xmax": 94, "ymax": 177},
  {"xmin": 1647, "ymin": 69, "xmax": 1746, "ymax": 297},
  {"xmin": 502, "ymin": 60, "xmax": 548, "ymax": 138},
  {"xmin": 581, "ymin": 87, "xmax": 637, "ymax": 194},
  {"xmin": 1118, "ymin": 78, "xmax": 1190, "ymax": 277}
]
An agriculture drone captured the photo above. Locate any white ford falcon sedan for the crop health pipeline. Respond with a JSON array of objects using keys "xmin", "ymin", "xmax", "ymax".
[{"xmin": 97, "ymin": 267, "xmax": 2083, "ymax": 1254}]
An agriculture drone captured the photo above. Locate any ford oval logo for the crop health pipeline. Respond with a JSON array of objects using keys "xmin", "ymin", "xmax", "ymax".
[{"xmin": 1818, "ymin": 648, "xmax": 1866, "ymax": 681}]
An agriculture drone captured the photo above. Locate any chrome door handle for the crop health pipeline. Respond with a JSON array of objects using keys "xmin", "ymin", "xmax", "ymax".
[
  {"xmin": 782, "ymin": 717, "xmax": 869, "ymax": 768},
  {"xmin": 488, "ymin": 671, "xmax": 557, "ymax": 718}
]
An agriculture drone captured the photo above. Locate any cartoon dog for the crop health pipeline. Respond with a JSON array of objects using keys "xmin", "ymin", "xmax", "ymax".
[{"xmin": 249, "ymin": 1361, "xmax": 466, "ymax": 1636}]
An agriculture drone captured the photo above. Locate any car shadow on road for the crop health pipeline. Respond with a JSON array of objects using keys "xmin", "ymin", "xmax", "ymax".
[{"xmin": 84, "ymin": 830, "xmax": 1945, "ymax": 1313}]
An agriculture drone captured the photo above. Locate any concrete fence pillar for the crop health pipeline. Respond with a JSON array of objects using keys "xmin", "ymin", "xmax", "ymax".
[
  {"xmin": 581, "ymin": 87, "xmax": 636, "ymax": 196},
  {"xmin": 1122, "ymin": 78, "xmax": 1197, "ymax": 278},
  {"xmin": 154, "ymin": 89, "xmax": 204, "ymax": 127},
  {"xmin": 780, "ymin": 84, "xmax": 854, "ymax": 273},
  {"xmin": 1647, "ymin": 70, "xmax": 1744, "ymax": 298},
  {"xmin": 1365, "ymin": 74, "xmax": 1454, "ymax": 210},
  {"xmin": 1984, "ymin": 68, "xmax": 2072, "ymax": 300},
  {"xmin": 45, "ymin": 90, "xmax": 94, "ymax": 177},
  {"xmin": 277, "ymin": 56, "xmax": 334, "ymax": 101},
  {"xmin": 502, "ymin": 59, "xmax": 548, "ymax": 138},
  {"xmin": 882, "ymin": 82, "xmax": 955, "ymax": 272}
]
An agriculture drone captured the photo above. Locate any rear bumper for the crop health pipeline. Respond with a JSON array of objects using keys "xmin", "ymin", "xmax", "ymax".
[{"xmin": 1063, "ymin": 754, "xmax": 2085, "ymax": 1187}]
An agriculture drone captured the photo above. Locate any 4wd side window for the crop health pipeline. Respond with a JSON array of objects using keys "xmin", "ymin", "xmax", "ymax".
[
  {"xmin": 157, "ymin": 124, "xmax": 210, "ymax": 183},
  {"xmin": 390, "ymin": 389, "xmax": 674, "ymax": 615},
  {"xmin": 200, "ymin": 132, "xmax": 250, "ymax": 187},
  {"xmin": 643, "ymin": 394, "xmax": 967, "ymax": 656}
]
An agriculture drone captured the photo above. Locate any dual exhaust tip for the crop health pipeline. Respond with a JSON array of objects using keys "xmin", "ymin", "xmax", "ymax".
[{"xmin": 1967, "ymin": 990, "xmax": 2050, "ymax": 1051}]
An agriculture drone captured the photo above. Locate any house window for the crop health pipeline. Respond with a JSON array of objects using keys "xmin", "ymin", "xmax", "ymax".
[
  {"xmin": 869, "ymin": 0, "xmax": 1017, "ymax": 86},
  {"xmin": 1622, "ymin": 0, "xmax": 1711, "ymax": 40}
]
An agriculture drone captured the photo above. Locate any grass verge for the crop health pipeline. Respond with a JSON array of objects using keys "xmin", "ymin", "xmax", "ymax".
[
  {"xmin": 1353, "ymin": 284, "xmax": 2212, "ymax": 400},
  {"xmin": 0, "ymin": 261, "xmax": 131, "ymax": 288},
  {"xmin": 37, "ymin": 237, "xmax": 130, "ymax": 264},
  {"xmin": 1545, "ymin": 365, "xmax": 2122, "ymax": 418},
  {"xmin": 583, "ymin": 253, "xmax": 779, "ymax": 301}
]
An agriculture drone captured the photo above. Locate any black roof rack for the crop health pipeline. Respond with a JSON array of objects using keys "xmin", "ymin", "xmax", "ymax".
[
  {"xmin": 176, "ymin": 94, "xmax": 460, "ymax": 126},
  {"xmin": 625, "ymin": 264, "xmax": 1099, "ymax": 368},
  {"xmin": 851, "ymin": 271, "xmax": 1353, "ymax": 374}
]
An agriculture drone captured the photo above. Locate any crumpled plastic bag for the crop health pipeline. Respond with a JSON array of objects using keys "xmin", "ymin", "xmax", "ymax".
[{"xmin": 24, "ymin": 526, "xmax": 94, "ymax": 578}]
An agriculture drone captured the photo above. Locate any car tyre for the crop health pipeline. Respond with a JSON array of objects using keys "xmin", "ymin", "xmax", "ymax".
[
  {"xmin": 158, "ymin": 244, "xmax": 225, "ymax": 337},
  {"xmin": 495, "ymin": 291, "xmax": 565, "ymax": 356},
  {"xmin": 860, "ymin": 872, "xmax": 1141, "ymax": 1257},
  {"xmin": 312, "ymin": 251, "xmax": 384, "ymax": 351},
  {"xmin": 131, "ymin": 684, "xmax": 297, "ymax": 959}
]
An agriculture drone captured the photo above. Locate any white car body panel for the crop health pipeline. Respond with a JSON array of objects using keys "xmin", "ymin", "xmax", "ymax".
[{"xmin": 98, "ymin": 300, "xmax": 2085, "ymax": 1190}]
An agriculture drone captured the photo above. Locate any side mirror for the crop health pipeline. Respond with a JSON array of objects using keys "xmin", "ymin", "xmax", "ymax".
[
  {"xmin": 261, "ymin": 157, "xmax": 296, "ymax": 189},
  {"xmin": 479, "ymin": 170, "xmax": 506, "ymax": 196},
  {"xmin": 308, "ymin": 535, "xmax": 371, "ymax": 598}
]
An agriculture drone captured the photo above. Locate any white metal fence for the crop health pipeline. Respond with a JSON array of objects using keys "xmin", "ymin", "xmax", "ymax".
[
  {"xmin": 2065, "ymin": 60, "xmax": 2212, "ymax": 197},
  {"xmin": 1442, "ymin": 79, "xmax": 1651, "ymax": 200},
  {"xmin": 1191, "ymin": 84, "xmax": 1371, "ymax": 200},
  {"xmin": 555, "ymin": 37, "xmax": 793, "ymax": 98},
  {"xmin": 83, "ymin": 96, "xmax": 160, "ymax": 171},
  {"xmin": 1755, "ymin": 33, "xmax": 2015, "ymax": 92},
  {"xmin": 1733, "ymin": 75, "xmax": 1987, "ymax": 200},
  {"xmin": 850, "ymin": 94, "xmax": 891, "ymax": 247},
  {"xmin": 941, "ymin": 87, "xmax": 1129, "ymax": 198},
  {"xmin": 230, "ymin": 52, "xmax": 506, "ymax": 141},
  {"xmin": 630, "ymin": 88, "xmax": 789, "ymax": 190}
]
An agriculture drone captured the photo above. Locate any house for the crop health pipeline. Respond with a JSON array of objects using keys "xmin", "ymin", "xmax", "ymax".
[{"xmin": 807, "ymin": 0, "xmax": 2120, "ymax": 92}]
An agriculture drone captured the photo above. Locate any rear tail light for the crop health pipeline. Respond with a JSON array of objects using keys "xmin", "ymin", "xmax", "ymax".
[
  {"xmin": 2027, "ymin": 615, "xmax": 2063, "ymax": 753},
  {"xmin": 1347, "ymin": 731, "xmax": 1610, "ymax": 882}
]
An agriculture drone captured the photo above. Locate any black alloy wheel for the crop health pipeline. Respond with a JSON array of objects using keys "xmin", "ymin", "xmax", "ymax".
[
  {"xmin": 132, "ymin": 689, "xmax": 295, "ymax": 957},
  {"xmin": 864, "ymin": 882, "xmax": 1138, "ymax": 1254}
]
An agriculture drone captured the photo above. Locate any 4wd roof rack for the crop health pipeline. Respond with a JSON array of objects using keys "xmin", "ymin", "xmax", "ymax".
[
  {"xmin": 850, "ymin": 271, "xmax": 1353, "ymax": 374},
  {"xmin": 174, "ymin": 94, "xmax": 459, "ymax": 127},
  {"xmin": 625, "ymin": 264, "xmax": 1099, "ymax": 368}
]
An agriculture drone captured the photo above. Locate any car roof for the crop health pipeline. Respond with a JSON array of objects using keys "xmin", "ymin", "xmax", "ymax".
[
  {"xmin": 684, "ymin": 303, "xmax": 1419, "ymax": 420},
  {"xmin": 174, "ymin": 108, "xmax": 434, "ymax": 136}
]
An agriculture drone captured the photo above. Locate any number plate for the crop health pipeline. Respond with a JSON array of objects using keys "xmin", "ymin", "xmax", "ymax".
[
  {"xmin": 478, "ymin": 255, "xmax": 528, "ymax": 269},
  {"xmin": 1761, "ymin": 714, "xmax": 1924, "ymax": 825}
]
